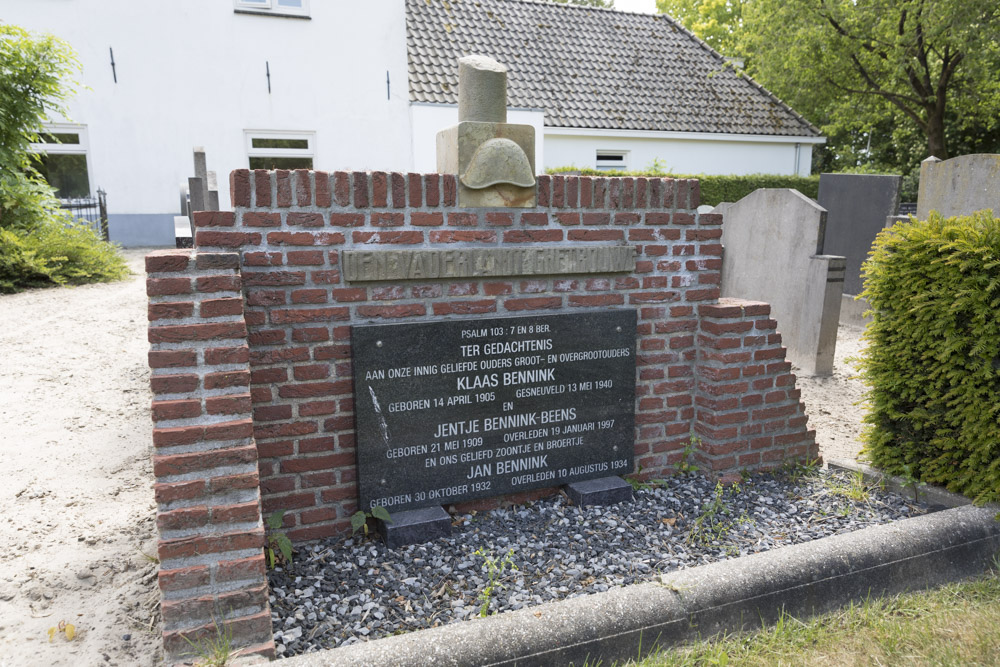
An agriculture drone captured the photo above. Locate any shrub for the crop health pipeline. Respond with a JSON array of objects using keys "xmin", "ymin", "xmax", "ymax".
[
  {"xmin": 547, "ymin": 166, "xmax": 820, "ymax": 207},
  {"xmin": 857, "ymin": 211, "xmax": 1000, "ymax": 503},
  {"xmin": 0, "ymin": 217, "xmax": 128, "ymax": 293}
]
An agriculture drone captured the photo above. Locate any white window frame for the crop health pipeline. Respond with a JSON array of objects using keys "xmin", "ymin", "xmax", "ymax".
[
  {"xmin": 234, "ymin": 0, "xmax": 310, "ymax": 17},
  {"xmin": 29, "ymin": 123, "xmax": 94, "ymax": 199},
  {"xmin": 245, "ymin": 130, "xmax": 316, "ymax": 169},
  {"xmin": 596, "ymin": 150, "xmax": 629, "ymax": 171}
]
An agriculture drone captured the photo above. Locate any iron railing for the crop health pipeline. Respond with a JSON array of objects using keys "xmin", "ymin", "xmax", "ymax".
[{"xmin": 59, "ymin": 188, "xmax": 109, "ymax": 241}]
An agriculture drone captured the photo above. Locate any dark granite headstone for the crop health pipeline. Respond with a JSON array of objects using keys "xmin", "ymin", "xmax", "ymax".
[
  {"xmin": 351, "ymin": 310, "xmax": 637, "ymax": 513},
  {"xmin": 818, "ymin": 173, "xmax": 902, "ymax": 295}
]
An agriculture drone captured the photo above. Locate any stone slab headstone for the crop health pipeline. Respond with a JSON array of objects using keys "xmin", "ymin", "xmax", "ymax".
[
  {"xmin": 173, "ymin": 215, "xmax": 192, "ymax": 249},
  {"xmin": 817, "ymin": 173, "xmax": 901, "ymax": 296},
  {"xmin": 564, "ymin": 476, "xmax": 634, "ymax": 507},
  {"xmin": 718, "ymin": 189, "xmax": 844, "ymax": 376},
  {"xmin": 351, "ymin": 310, "xmax": 637, "ymax": 514},
  {"xmin": 917, "ymin": 154, "xmax": 1000, "ymax": 220},
  {"xmin": 377, "ymin": 506, "xmax": 452, "ymax": 548}
]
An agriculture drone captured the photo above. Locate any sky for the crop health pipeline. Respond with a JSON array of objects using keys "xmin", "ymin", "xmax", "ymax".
[{"xmin": 613, "ymin": 0, "xmax": 657, "ymax": 13}]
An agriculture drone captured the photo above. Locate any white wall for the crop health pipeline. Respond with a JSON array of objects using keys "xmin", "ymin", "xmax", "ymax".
[
  {"xmin": 544, "ymin": 129, "xmax": 818, "ymax": 177},
  {"xmin": 410, "ymin": 103, "xmax": 545, "ymax": 175},
  {"xmin": 2, "ymin": 0, "xmax": 412, "ymax": 245}
]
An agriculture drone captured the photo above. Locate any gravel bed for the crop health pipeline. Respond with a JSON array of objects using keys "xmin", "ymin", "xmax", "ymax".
[{"xmin": 268, "ymin": 468, "xmax": 924, "ymax": 658}]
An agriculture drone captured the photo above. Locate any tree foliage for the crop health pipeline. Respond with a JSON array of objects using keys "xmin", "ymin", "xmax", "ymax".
[
  {"xmin": 0, "ymin": 23, "xmax": 127, "ymax": 291},
  {"xmin": 656, "ymin": 0, "xmax": 744, "ymax": 55},
  {"xmin": 739, "ymin": 0, "xmax": 1000, "ymax": 165},
  {"xmin": 0, "ymin": 23, "xmax": 79, "ymax": 230}
]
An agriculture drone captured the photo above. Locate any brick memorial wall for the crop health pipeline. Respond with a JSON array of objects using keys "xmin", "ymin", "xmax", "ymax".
[{"xmin": 146, "ymin": 169, "xmax": 816, "ymax": 660}]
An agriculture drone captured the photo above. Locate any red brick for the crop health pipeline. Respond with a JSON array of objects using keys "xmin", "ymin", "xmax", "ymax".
[
  {"xmin": 352, "ymin": 171, "xmax": 369, "ymax": 207},
  {"xmin": 371, "ymin": 171, "xmax": 388, "ymax": 207},
  {"xmin": 148, "ymin": 302, "xmax": 193, "ymax": 321},
  {"xmin": 522, "ymin": 212, "xmax": 548, "ymax": 226},
  {"xmin": 146, "ymin": 277, "xmax": 191, "ymax": 296},
  {"xmin": 149, "ymin": 322, "xmax": 246, "ymax": 344},
  {"xmin": 159, "ymin": 565, "xmax": 210, "ymax": 593},
  {"xmin": 537, "ymin": 174, "xmax": 551, "ymax": 207},
  {"xmin": 217, "ymin": 554, "xmax": 267, "ymax": 584},
  {"xmin": 505, "ymin": 297, "xmax": 562, "ymax": 311},
  {"xmin": 278, "ymin": 380, "xmax": 351, "ymax": 398},
  {"xmin": 158, "ymin": 526, "xmax": 265, "ymax": 563},
  {"xmin": 151, "ymin": 373, "xmax": 200, "ymax": 394},
  {"xmin": 290, "ymin": 288, "xmax": 328, "ymax": 304},
  {"xmin": 569, "ymin": 294, "xmax": 624, "ymax": 307},
  {"xmin": 270, "ymin": 307, "xmax": 349, "ymax": 324},
  {"xmin": 230, "ymin": 170, "xmax": 251, "ymax": 208},
  {"xmin": 356, "ymin": 304, "xmax": 425, "ymax": 318},
  {"xmin": 407, "ymin": 173, "xmax": 422, "ymax": 207},
  {"xmin": 275, "ymin": 170, "xmax": 292, "ymax": 207},
  {"xmin": 146, "ymin": 251, "xmax": 191, "ymax": 273},
  {"xmin": 424, "ymin": 173, "xmax": 440, "ymax": 206},
  {"xmin": 204, "ymin": 371, "xmax": 250, "ymax": 390},
  {"xmin": 372, "ymin": 212, "xmax": 404, "ymax": 227},
  {"xmin": 206, "ymin": 394, "xmax": 252, "ymax": 416},
  {"xmin": 352, "ymin": 231, "xmax": 423, "ymax": 244},
  {"xmin": 254, "ymin": 170, "xmax": 271, "ymax": 207},
  {"xmin": 503, "ymin": 230, "xmax": 563, "ymax": 243},
  {"xmin": 196, "ymin": 231, "xmax": 261, "ymax": 248},
  {"xmin": 206, "ymin": 345, "xmax": 250, "ymax": 365},
  {"xmin": 152, "ymin": 399, "xmax": 202, "ymax": 421},
  {"xmin": 149, "ymin": 349, "xmax": 197, "ymax": 369},
  {"xmin": 333, "ymin": 171, "xmax": 351, "ymax": 206},
  {"xmin": 153, "ymin": 444, "xmax": 258, "ymax": 478},
  {"xmin": 314, "ymin": 170, "xmax": 331, "ymax": 207},
  {"xmin": 448, "ymin": 212, "xmax": 477, "ymax": 227},
  {"xmin": 487, "ymin": 212, "xmax": 514, "ymax": 227},
  {"xmin": 433, "ymin": 300, "xmax": 497, "ymax": 315},
  {"xmin": 200, "ymin": 298, "xmax": 243, "ymax": 318},
  {"xmin": 390, "ymin": 172, "xmax": 406, "ymax": 208},
  {"xmin": 281, "ymin": 452, "xmax": 353, "ymax": 474},
  {"xmin": 568, "ymin": 229, "xmax": 624, "ymax": 241},
  {"xmin": 430, "ymin": 230, "xmax": 496, "ymax": 243}
]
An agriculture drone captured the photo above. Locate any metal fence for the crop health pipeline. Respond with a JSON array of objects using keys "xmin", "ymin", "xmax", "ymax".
[{"xmin": 59, "ymin": 188, "xmax": 109, "ymax": 241}]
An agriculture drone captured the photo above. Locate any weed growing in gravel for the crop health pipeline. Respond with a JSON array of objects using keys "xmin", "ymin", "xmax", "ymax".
[
  {"xmin": 782, "ymin": 457, "xmax": 821, "ymax": 484},
  {"xmin": 676, "ymin": 438, "xmax": 701, "ymax": 475},
  {"xmin": 266, "ymin": 511, "xmax": 293, "ymax": 569},
  {"xmin": 181, "ymin": 617, "xmax": 233, "ymax": 667},
  {"xmin": 899, "ymin": 463, "xmax": 927, "ymax": 503},
  {"xmin": 350, "ymin": 505, "xmax": 392, "ymax": 538},
  {"xmin": 474, "ymin": 547, "xmax": 518, "ymax": 617},
  {"xmin": 687, "ymin": 482, "xmax": 754, "ymax": 547},
  {"xmin": 825, "ymin": 470, "xmax": 873, "ymax": 503}
]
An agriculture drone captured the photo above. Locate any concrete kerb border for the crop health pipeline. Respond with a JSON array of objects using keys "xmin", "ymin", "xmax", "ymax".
[{"xmin": 280, "ymin": 503, "xmax": 1000, "ymax": 666}]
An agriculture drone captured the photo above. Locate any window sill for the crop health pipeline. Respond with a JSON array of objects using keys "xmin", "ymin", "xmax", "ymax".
[{"xmin": 234, "ymin": 9, "xmax": 311, "ymax": 20}]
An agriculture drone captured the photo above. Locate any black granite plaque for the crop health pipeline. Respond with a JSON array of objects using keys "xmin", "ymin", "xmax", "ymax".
[{"xmin": 351, "ymin": 310, "xmax": 637, "ymax": 512}]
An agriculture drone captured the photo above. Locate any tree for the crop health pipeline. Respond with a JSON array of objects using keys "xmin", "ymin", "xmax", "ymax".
[
  {"xmin": 739, "ymin": 0, "xmax": 1000, "ymax": 162},
  {"xmin": 0, "ymin": 23, "xmax": 79, "ymax": 230},
  {"xmin": 656, "ymin": 0, "xmax": 744, "ymax": 56},
  {"xmin": 0, "ymin": 24, "xmax": 126, "ymax": 291}
]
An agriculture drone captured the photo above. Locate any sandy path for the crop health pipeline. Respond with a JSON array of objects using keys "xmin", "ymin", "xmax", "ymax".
[
  {"xmin": 795, "ymin": 323, "xmax": 868, "ymax": 464},
  {"xmin": 0, "ymin": 250, "xmax": 161, "ymax": 667},
  {"xmin": 0, "ymin": 249, "xmax": 868, "ymax": 666}
]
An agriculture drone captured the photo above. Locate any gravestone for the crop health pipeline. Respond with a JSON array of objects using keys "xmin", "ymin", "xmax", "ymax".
[
  {"xmin": 352, "ymin": 310, "xmax": 637, "ymax": 526},
  {"xmin": 817, "ymin": 173, "xmax": 901, "ymax": 296},
  {"xmin": 716, "ymin": 189, "xmax": 844, "ymax": 375},
  {"xmin": 917, "ymin": 154, "xmax": 1000, "ymax": 219}
]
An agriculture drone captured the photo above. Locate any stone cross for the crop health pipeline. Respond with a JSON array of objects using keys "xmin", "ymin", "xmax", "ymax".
[{"xmin": 437, "ymin": 55, "xmax": 536, "ymax": 207}]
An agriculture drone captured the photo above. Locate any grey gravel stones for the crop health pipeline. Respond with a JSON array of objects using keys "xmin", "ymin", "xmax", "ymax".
[{"xmin": 268, "ymin": 469, "xmax": 922, "ymax": 657}]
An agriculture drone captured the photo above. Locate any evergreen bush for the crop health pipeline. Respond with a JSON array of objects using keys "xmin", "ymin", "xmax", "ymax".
[
  {"xmin": 546, "ymin": 166, "xmax": 820, "ymax": 207},
  {"xmin": 858, "ymin": 211, "xmax": 1000, "ymax": 503}
]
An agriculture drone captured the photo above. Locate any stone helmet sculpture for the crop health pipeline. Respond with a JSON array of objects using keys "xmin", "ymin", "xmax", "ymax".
[{"xmin": 436, "ymin": 55, "xmax": 537, "ymax": 207}]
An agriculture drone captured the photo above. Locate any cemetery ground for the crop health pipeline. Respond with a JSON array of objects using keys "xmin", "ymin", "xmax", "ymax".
[{"xmin": 0, "ymin": 249, "xmax": 950, "ymax": 666}]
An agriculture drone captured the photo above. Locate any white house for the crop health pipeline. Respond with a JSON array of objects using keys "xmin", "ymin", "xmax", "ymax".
[{"xmin": 3, "ymin": 0, "xmax": 823, "ymax": 246}]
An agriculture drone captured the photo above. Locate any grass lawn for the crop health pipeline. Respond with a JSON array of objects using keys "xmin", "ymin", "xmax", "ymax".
[{"xmin": 633, "ymin": 569, "xmax": 1000, "ymax": 666}]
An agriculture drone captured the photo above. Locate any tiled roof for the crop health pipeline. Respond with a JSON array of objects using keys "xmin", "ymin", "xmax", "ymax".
[{"xmin": 407, "ymin": 0, "xmax": 821, "ymax": 137}]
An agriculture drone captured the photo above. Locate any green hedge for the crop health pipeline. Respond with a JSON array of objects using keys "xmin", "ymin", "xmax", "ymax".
[
  {"xmin": 858, "ymin": 211, "xmax": 1000, "ymax": 503},
  {"xmin": 546, "ymin": 167, "xmax": 820, "ymax": 207}
]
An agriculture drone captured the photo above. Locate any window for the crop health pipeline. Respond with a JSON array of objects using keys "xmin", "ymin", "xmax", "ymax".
[
  {"xmin": 596, "ymin": 150, "xmax": 629, "ymax": 171},
  {"xmin": 234, "ymin": 0, "xmax": 309, "ymax": 17},
  {"xmin": 245, "ymin": 131, "xmax": 315, "ymax": 169},
  {"xmin": 30, "ymin": 125, "xmax": 92, "ymax": 199}
]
